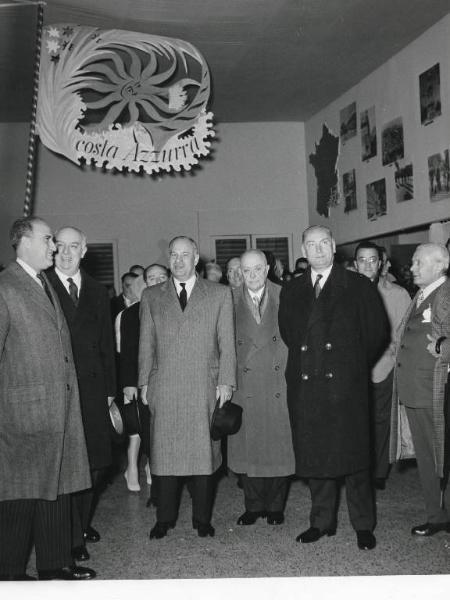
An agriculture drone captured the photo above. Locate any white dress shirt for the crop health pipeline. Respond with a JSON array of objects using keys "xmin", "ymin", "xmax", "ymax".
[{"xmin": 174, "ymin": 274, "xmax": 197, "ymax": 300}]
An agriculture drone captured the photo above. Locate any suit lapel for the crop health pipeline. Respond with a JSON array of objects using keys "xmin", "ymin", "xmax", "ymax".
[{"xmin": 13, "ymin": 262, "xmax": 58, "ymax": 323}]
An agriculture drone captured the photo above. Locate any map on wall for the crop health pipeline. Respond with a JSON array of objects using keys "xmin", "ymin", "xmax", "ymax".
[
  {"xmin": 37, "ymin": 24, "xmax": 215, "ymax": 175},
  {"xmin": 309, "ymin": 124, "xmax": 340, "ymax": 218}
]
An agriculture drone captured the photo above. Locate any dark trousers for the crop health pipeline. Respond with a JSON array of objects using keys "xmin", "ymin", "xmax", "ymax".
[
  {"xmin": 309, "ymin": 469, "xmax": 375, "ymax": 532},
  {"xmin": 241, "ymin": 475, "xmax": 289, "ymax": 512},
  {"xmin": 71, "ymin": 468, "xmax": 105, "ymax": 548},
  {"xmin": 371, "ymin": 370, "xmax": 394, "ymax": 479},
  {"xmin": 155, "ymin": 474, "xmax": 215, "ymax": 525},
  {"xmin": 0, "ymin": 494, "xmax": 72, "ymax": 575},
  {"xmin": 405, "ymin": 406, "xmax": 449, "ymax": 523}
]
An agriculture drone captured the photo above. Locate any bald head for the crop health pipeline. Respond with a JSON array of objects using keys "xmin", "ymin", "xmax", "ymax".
[
  {"xmin": 54, "ymin": 226, "xmax": 87, "ymax": 276},
  {"xmin": 241, "ymin": 249, "xmax": 269, "ymax": 292},
  {"xmin": 410, "ymin": 243, "xmax": 449, "ymax": 289}
]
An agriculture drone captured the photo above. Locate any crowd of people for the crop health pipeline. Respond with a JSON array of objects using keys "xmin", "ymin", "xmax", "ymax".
[{"xmin": 0, "ymin": 217, "xmax": 449, "ymax": 581}]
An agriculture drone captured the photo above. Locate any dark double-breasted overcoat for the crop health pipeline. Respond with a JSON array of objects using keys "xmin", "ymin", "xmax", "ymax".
[
  {"xmin": 279, "ymin": 264, "xmax": 389, "ymax": 478},
  {"xmin": 47, "ymin": 268, "xmax": 116, "ymax": 471}
]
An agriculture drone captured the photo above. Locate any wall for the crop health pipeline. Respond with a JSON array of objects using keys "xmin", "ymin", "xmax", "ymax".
[
  {"xmin": 0, "ymin": 121, "xmax": 307, "ymax": 286},
  {"xmin": 304, "ymin": 14, "xmax": 450, "ymax": 245}
]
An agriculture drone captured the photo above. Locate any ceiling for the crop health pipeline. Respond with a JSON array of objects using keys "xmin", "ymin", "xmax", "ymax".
[{"xmin": 2, "ymin": 0, "xmax": 450, "ymax": 123}]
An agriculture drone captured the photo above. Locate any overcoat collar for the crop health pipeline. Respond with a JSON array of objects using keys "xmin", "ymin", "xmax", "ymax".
[{"xmin": 162, "ymin": 275, "xmax": 208, "ymax": 321}]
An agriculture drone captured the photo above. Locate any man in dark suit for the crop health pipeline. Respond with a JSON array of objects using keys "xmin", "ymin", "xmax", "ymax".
[
  {"xmin": 228, "ymin": 250, "xmax": 295, "ymax": 526},
  {"xmin": 139, "ymin": 236, "xmax": 236, "ymax": 539},
  {"xmin": 279, "ymin": 225, "xmax": 388, "ymax": 550},
  {"xmin": 390, "ymin": 243, "xmax": 450, "ymax": 535},
  {"xmin": 47, "ymin": 226, "xmax": 116, "ymax": 565},
  {"xmin": 0, "ymin": 217, "xmax": 94, "ymax": 580},
  {"xmin": 110, "ymin": 271, "xmax": 139, "ymax": 322}
]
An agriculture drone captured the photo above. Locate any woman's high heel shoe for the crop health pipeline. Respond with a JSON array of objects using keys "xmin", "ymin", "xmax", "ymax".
[{"xmin": 124, "ymin": 471, "xmax": 140, "ymax": 492}]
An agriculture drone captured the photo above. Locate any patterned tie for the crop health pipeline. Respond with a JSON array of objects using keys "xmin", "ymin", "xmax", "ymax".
[
  {"xmin": 67, "ymin": 277, "xmax": 79, "ymax": 307},
  {"xmin": 252, "ymin": 294, "xmax": 261, "ymax": 323},
  {"xmin": 313, "ymin": 274, "xmax": 323, "ymax": 299},
  {"xmin": 416, "ymin": 290, "xmax": 424, "ymax": 307},
  {"xmin": 37, "ymin": 273, "xmax": 54, "ymax": 308},
  {"xmin": 179, "ymin": 282, "xmax": 187, "ymax": 311}
]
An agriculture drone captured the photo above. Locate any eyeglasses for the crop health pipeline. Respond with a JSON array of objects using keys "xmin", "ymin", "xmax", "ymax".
[{"xmin": 356, "ymin": 257, "xmax": 379, "ymax": 264}]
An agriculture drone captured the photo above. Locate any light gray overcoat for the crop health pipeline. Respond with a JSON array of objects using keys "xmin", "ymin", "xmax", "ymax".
[
  {"xmin": 0, "ymin": 262, "xmax": 91, "ymax": 501},
  {"xmin": 138, "ymin": 277, "xmax": 236, "ymax": 475},
  {"xmin": 227, "ymin": 281, "xmax": 295, "ymax": 477}
]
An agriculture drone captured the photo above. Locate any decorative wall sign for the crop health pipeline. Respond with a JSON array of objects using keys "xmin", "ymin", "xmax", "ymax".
[
  {"xmin": 428, "ymin": 149, "xmax": 450, "ymax": 201},
  {"xmin": 419, "ymin": 63, "xmax": 441, "ymax": 125},
  {"xmin": 309, "ymin": 124, "xmax": 340, "ymax": 218},
  {"xmin": 394, "ymin": 162, "xmax": 413, "ymax": 202},
  {"xmin": 366, "ymin": 178, "xmax": 386, "ymax": 221},
  {"xmin": 342, "ymin": 169, "xmax": 356, "ymax": 213},
  {"xmin": 381, "ymin": 117, "xmax": 404, "ymax": 166},
  {"xmin": 37, "ymin": 24, "xmax": 214, "ymax": 174},
  {"xmin": 340, "ymin": 102, "xmax": 357, "ymax": 143},
  {"xmin": 360, "ymin": 106, "xmax": 377, "ymax": 161}
]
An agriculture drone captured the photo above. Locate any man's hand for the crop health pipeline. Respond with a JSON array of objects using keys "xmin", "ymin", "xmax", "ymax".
[
  {"xmin": 426, "ymin": 334, "xmax": 439, "ymax": 358},
  {"xmin": 123, "ymin": 386, "xmax": 137, "ymax": 404},
  {"xmin": 216, "ymin": 384, "xmax": 233, "ymax": 408},
  {"xmin": 140, "ymin": 385, "xmax": 148, "ymax": 406}
]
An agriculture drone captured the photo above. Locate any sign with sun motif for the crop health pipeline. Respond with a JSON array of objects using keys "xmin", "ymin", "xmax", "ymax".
[{"xmin": 37, "ymin": 25, "xmax": 215, "ymax": 174}]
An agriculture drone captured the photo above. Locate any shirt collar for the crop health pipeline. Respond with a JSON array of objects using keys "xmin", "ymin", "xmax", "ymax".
[
  {"xmin": 247, "ymin": 285, "xmax": 265, "ymax": 302},
  {"xmin": 16, "ymin": 258, "xmax": 39, "ymax": 281},
  {"xmin": 420, "ymin": 276, "xmax": 446, "ymax": 301},
  {"xmin": 311, "ymin": 264, "xmax": 333, "ymax": 288},
  {"xmin": 174, "ymin": 273, "xmax": 197, "ymax": 297},
  {"xmin": 55, "ymin": 266, "xmax": 81, "ymax": 289}
]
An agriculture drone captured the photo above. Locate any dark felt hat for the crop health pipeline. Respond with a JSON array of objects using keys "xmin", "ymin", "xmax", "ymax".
[{"xmin": 210, "ymin": 400, "xmax": 243, "ymax": 441}]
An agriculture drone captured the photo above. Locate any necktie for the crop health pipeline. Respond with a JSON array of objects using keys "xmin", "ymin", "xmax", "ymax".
[
  {"xmin": 416, "ymin": 290, "xmax": 424, "ymax": 307},
  {"xmin": 67, "ymin": 277, "xmax": 79, "ymax": 307},
  {"xmin": 37, "ymin": 273, "xmax": 54, "ymax": 308},
  {"xmin": 313, "ymin": 274, "xmax": 323, "ymax": 299},
  {"xmin": 252, "ymin": 294, "xmax": 261, "ymax": 321},
  {"xmin": 179, "ymin": 282, "xmax": 187, "ymax": 311}
]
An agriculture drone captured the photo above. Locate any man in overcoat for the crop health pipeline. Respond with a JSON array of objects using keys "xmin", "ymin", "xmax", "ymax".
[
  {"xmin": 139, "ymin": 236, "xmax": 236, "ymax": 539},
  {"xmin": 47, "ymin": 226, "xmax": 116, "ymax": 564},
  {"xmin": 390, "ymin": 243, "xmax": 450, "ymax": 536},
  {"xmin": 279, "ymin": 225, "xmax": 388, "ymax": 550},
  {"xmin": 0, "ymin": 217, "xmax": 94, "ymax": 580},
  {"xmin": 228, "ymin": 250, "xmax": 294, "ymax": 525}
]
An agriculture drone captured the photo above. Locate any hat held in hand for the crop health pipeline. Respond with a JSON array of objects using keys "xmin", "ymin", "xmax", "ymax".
[{"xmin": 210, "ymin": 399, "xmax": 243, "ymax": 441}]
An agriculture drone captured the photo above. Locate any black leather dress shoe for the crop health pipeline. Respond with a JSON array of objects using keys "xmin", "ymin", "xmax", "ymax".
[
  {"xmin": 296, "ymin": 526, "xmax": 336, "ymax": 543},
  {"xmin": 0, "ymin": 573, "xmax": 36, "ymax": 581},
  {"xmin": 196, "ymin": 523, "xmax": 215, "ymax": 537},
  {"xmin": 72, "ymin": 545, "xmax": 90, "ymax": 561},
  {"xmin": 411, "ymin": 522, "xmax": 450, "ymax": 536},
  {"xmin": 83, "ymin": 526, "xmax": 100, "ymax": 543},
  {"xmin": 237, "ymin": 510, "xmax": 266, "ymax": 525},
  {"xmin": 267, "ymin": 512, "xmax": 284, "ymax": 525},
  {"xmin": 38, "ymin": 565, "xmax": 96, "ymax": 580},
  {"xmin": 149, "ymin": 521, "xmax": 175, "ymax": 539},
  {"xmin": 356, "ymin": 530, "xmax": 376, "ymax": 550}
]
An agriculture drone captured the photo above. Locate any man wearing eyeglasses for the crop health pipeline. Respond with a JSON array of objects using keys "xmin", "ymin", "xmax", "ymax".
[
  {"xmin": 354, "ymin": 242, "xmax": 410, "ymax": 490},
  {"xmin": 279, "ymin": 226, "xmax": 389, "ymax": 550}
]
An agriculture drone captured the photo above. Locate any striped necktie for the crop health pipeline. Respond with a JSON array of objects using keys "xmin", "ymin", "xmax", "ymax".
[
  {"xmin": 313, "ymin": 274, "xmax": 323, "ymax": 299},
  {"xmin": 67, "ymin": 277, "xmax": 79, "ymax": 306}
]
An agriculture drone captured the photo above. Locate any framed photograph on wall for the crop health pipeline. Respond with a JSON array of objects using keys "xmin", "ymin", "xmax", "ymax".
[
  {"xmin": 394, "ymin": 162, "xmax": 413, "ymax": 202},
  {"xmin": 340, "ymin": 101, "xmax": 357, "ymax": 143},
  {"xmin": 360, "ymin": 106, "xmax": 377, "ymax": 161},
  {"xmin": 382, "ymin": 117, "xmax": 404, "ymax": 166},
  {"xmin": 428, "ymin": 149, "xmax": 450, "ymax": 201},
  {"xmin": 342, "ymin": 169, "xmax": 357, "ymax": 213},
  {"xmin": 419, "ymin": 63, "xmax": 441, "ymax": 125},
  {"xmin": 366, "ymin": 178, "xmax": 386, "ymax": 221}
]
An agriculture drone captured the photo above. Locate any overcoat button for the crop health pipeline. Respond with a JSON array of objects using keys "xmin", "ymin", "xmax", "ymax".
[
  {"xmin": 272, "ymin": 336, "xmax": 277, "ymax": 341},
  {"xmin": 274, "ymin": 365, "xmax": 280, "ymax": 371},
  {"xmin": 397, "ymin": 362, "xmax": 401, "ymax": 367},
  {"xmin": 325, "ymin": 372, "xmax": 333, "ymax": 379},
  {"xmin": 275, "ymin": 392, "xmax": 280, "ymax": 398},
  {"xmin": 66, "ymin": 384, "xmax": 70, "ymax": 391},
  {"xmin": 64, "ymin": 356, "xmax": 69, "ymax": 362},
  {"xmin": 238, "ymin": 340, "xmax": 243, "ymax": 345},
  {"xmin": 243, "ymin": 367, "xmax": 249, "ymax": 373},
  {"xmin": 301, "ymin": 345, "xmax": 308, "ymax": 352},
  {"xmin": 325, "ymin": 343, "xmax": 332, "ymax": 350},
  {"xmin": 301, "ymin": 374, "xmax": 309, "ymax": 380}
]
